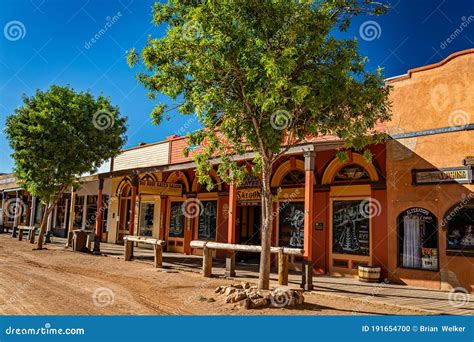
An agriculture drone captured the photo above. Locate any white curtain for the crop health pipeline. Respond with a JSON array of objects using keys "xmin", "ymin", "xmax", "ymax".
[{"xmin": 403, "ymin": 216, "xmax": 422, "ymax": 268}]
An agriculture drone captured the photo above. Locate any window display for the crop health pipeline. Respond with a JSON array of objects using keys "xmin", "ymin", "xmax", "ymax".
[
  {"xmin": 398, "ymin": 208, "xmax": 438, "ymax": 271},
  {"xmin": 446, "ymin": 200, "xmax": 474, "ymax": 252},
  {"xmin": 197, "ymin": 201, "xmax": 217, "ymax": 240},
  {"xmin": 278, "ymin": 202, "xmax": 304, "ymax": 248}
]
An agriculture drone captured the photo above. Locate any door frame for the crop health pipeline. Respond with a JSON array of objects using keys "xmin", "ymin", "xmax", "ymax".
[{"xmin": 328, "ymin": 185, "xmax": 373, "ymax": 276}]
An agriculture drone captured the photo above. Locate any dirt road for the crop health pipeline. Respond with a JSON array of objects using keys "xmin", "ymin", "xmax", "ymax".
[{"xmin": 0, "ymin": 235, "xmax": 427, "ymax": 315}]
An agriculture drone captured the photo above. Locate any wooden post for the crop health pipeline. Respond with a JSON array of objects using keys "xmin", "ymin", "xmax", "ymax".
[
  {"xmin": 227, "ymin": 184, "xmax": 237, "ymax": 244},
  {"xmin": 93, "ymin": 179, "xmax": 104, "ymax": 254},
  {"xmin": 29, "ymin": 227, "xmax": 35, "ymax": 243},
  {"xmin": 18, "ymin": 228, "xmax": 24, "ymax": 241},
  {"xmin": 66, "ymin": 187, "xmax": 76, "ymax": 247},
  {"xmin": 278, "ymin": 249, "xmax": 289, "ymax": 286},
  {"xmin": 154, "ymin": 244, "xmax": 163, "ymax": 268},
  {"xmin": 124, "ymin": 239, "xmax": 134, "ymax": 261},
  {"xmin": 128, "ymin": 175, "xmax": 139, "ymax": 236},
  {"xmin": 202, "ymin": 245, "xmax": 212, "ymax": 277},
  {"xmin": 303, "ymin": 150, "xmax": 315, "ymax": 291},
  {"xmin": 225, "ymin": 253, "xmax": 236, "ymax": 277}
]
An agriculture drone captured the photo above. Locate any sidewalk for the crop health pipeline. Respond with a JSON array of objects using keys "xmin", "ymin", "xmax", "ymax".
[{"xmin": 53, "ymin": 236, "xmax": 473, "ymax": 315}]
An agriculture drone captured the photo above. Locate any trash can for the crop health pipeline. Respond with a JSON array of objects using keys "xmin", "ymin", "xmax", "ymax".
[{"xmin": 72, "ymin": 230, "xmax": 88, "ymax": 252}]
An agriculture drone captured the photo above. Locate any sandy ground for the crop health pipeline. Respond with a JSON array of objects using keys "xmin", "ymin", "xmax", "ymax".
[{"xmin": 0, "ymin": 235, "xmax": 428, "ymax": 315}]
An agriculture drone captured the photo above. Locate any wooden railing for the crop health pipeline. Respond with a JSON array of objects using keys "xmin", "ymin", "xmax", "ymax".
[
  {"xmin": 190, "ymin": 241, "xmax": 304, "ymax": 285},
  {"xmin": 123, "ymin": 236, "xmax": 166, "ymax": 268}
]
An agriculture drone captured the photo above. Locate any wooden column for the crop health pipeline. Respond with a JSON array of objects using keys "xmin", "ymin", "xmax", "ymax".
[
  {"xmin": 93, "ymin": 178, "xmax": 104, "ymax": 254},
  {"xmin": 128, "ymin": 175, "xmax": 139, "ymax": 236},
  {"xmin": 159, "ymin": 195, "xmax": 167, "ymax": 242},
  {"xmin": 11, "ymin": 191, "xmax": 19, "ymax": 237},
  {"xmin": 226, "ymin": 184, "xmax": 237, "ymax": 277},
  {"xmin": 124, "ymin": 239, "xmax": 133, "ymax": 261},
  {"xmin": 66, "ymin": 187, "xmax": 76, "ymax": 247},
  {"xmin": 303, "ymin": 150, "xmax": 315, "ymax": 291}
]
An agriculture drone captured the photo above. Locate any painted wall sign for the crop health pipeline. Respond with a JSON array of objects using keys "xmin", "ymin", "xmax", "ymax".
[
  {"xmin": 237, "ymin": 188, "xmax": 261, "ymax": 202},
  {"xmin": 332, "ymin": 200, "xmax": 370, "ymax": 256},
  {"xmin": 139, "ymin": 180, "xmax": 183, "ymax": 196},
  {"xmin": 412, "ymin": 167, "xmax": 473, "ymax": 185}
]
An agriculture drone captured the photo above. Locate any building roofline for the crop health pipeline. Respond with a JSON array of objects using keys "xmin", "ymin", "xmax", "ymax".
[{"xmin": 386, "ymin": 48, "xmax": 474, "ymax": 84}]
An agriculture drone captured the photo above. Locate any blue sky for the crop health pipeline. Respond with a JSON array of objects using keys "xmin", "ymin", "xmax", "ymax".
[{"xmin": 0, "ymin": 0, "xmax": 473, "ymax": 173}]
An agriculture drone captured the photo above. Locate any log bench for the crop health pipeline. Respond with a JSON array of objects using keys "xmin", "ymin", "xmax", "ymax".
[
  {"xmin": 17, "ymin": 225, "xmax": 36, "ymax": 243},
  {"xmin": 123, "ymin": 236, "xmax": 166, "ymax": 268},
  {"xmin": 190, "ymin": 240, "xmax": 304, "ymax": 286}
]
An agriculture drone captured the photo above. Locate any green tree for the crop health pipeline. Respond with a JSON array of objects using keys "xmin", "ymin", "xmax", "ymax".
[
  {"xmin": 5, "ymin": 85, "xmax": 127, "ymax": 249},
  {"xmin": 128, "ymin": 0, "xmax": 391, "ymax": 289}
]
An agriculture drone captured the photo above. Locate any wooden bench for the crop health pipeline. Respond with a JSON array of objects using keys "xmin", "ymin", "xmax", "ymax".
[
  {"xmin": 190, "ymin": 240, "xmax": 304, "ymax": 286},
  {"xmin": 17, "ymin": 225, "xmax": 36, "ymax": 243},
  {"xmin": 123, "ymin": 236, "xmax": 166, "ymax": 268}
]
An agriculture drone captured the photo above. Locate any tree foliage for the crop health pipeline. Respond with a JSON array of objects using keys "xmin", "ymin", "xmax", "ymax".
[
  {"xmin": 128, "ymin": 0, "xmax": 392, "ymax": 288},
  {"xmin": 5, "ymin": 85, "xmax": 127, "ymax": 247}
]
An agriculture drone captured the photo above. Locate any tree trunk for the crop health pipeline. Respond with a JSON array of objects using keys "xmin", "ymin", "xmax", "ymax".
[
  {"xmin": 36, "ymin": 203, "xmax": 54, "ymax": 250},
  {"xmin": 36, "ymin": 185, "xmax": 67, "ymax": 250},
  {"xmin": 258, "ymin": 162, "xmax": 273, "ymax": 290}
]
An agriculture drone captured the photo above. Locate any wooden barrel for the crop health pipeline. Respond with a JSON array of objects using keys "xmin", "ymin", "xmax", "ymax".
[{"xmin": 358, "ymin": 266, "xmax": 381, "ymax": 283}]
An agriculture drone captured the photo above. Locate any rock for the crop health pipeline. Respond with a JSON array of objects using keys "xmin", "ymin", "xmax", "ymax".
[
  {"xmin": 250, "ymin": 297, "xmax": 268, "ymax": 308},
  {"xmin": 239, "ymin": 298, "xmax": 250, "ymax": 309},
  {"xmin": 248, "ymin": 292, "xmax": 261, "ymax": 300},
  {"xmin": 224, "ymin": 287, "xmax": 237, "ymax": 296},
  {"xmin": 231, "ymin": 284, "xmax": 243, "ymax": 289},
  {"xmin": 257, "ymin": 290, "xmax": 271, "ymax": 300},
  {"xmin": 215, "ymin": 286, "xmax": 223, "ymax": 294},
  {"xmin": 227, "ymin": 290, "xmax": 247, "ymax": 303},
  {"xmin": 241, "ymin": 282, "xmax": 251, "ymax": 289}
]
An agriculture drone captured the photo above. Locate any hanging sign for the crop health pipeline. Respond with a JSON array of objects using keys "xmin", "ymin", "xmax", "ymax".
[
  {"xmin": 413, "ymin": 167, "xmax": 473, "ymax": 185},
  {"xmin": 139, "ymin": 180, "xmax": 182, "ymax": 196},
  {"xmin": 237, "ymin": 188, "xmax": 261, "ymax": 202}
]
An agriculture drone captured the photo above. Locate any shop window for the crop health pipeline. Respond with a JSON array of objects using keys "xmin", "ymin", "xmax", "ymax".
[
  {"xmin": 332, "ymin": 200, "xmax": 370, "ymax": 256},
  {"xmin": 139, "ymin": 202, "xmax": 154, "ymax": 237},
  {"xmin": 445, "ymin": 199, "xmax": 474, "ymax": 252},
  {"xmin": 54, "ymin": 195, "xmax": 70, "ymax": 229},
  {"xmin": 398, "ymin": 208, "xmax": 438, "ymax": 271},
  {"xmin": 197, "ymin": 201, "xmax": 217, "ymax": 240},
  {"xmin": 334, "ymin": 164, "xmax": 370, "ymax": 182},
  {"xmin": 278, "ymin": 201, "xmax": 304, "ymax": 248},
  {"xmin": 34, "ymin": 201, "xmax": 43, "ymax": 225},
  {"xmin": 281, "ymin": 170, "xmax": 305, "ymax": 186},
  {"xmin": 85, "ymin": 196, "xmax": 98, "ymax": 230},
  {"xmin": 169, "ymin": 202, "xmax": 185, "ymax": 238},
  {"xmin": 73, "ymin": 196, "xmax": 85, "ymax": 229}
]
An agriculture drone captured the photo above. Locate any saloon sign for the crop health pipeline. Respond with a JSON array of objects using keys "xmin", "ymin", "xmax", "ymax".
[
  {"xmin": 413, "ymin": 167, "xmax": 473, "ymax": 185},
  {"xmin": 236, "ymin": 188, "xmax": 261, "ymax": 203},
  {"xmin": 139, "ymin": 180, "xmax": 183, "ymax": 196}
]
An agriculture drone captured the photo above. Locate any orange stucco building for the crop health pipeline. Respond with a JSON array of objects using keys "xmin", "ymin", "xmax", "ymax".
[{"xmin": 386, "ymin": 49, "xmax": 474, "ymax": 292}]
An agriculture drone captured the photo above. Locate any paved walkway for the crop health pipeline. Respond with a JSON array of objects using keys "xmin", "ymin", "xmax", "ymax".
[{"xmin": 50, "ymin": 236, "xmax": 473, "ymax": 315}]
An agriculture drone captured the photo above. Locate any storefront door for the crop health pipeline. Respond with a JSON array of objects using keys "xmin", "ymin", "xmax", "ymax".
[
  {"xmin": 237, "ymin": 205, "xmax": 261, "ymax": 262},
  {"xmin": 167, "ymin": 201, "xmax": 185, "ymax": 252},
  {"xmin": 329, "ymin": 197, "xmax": 371, "ymax": 275}
]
